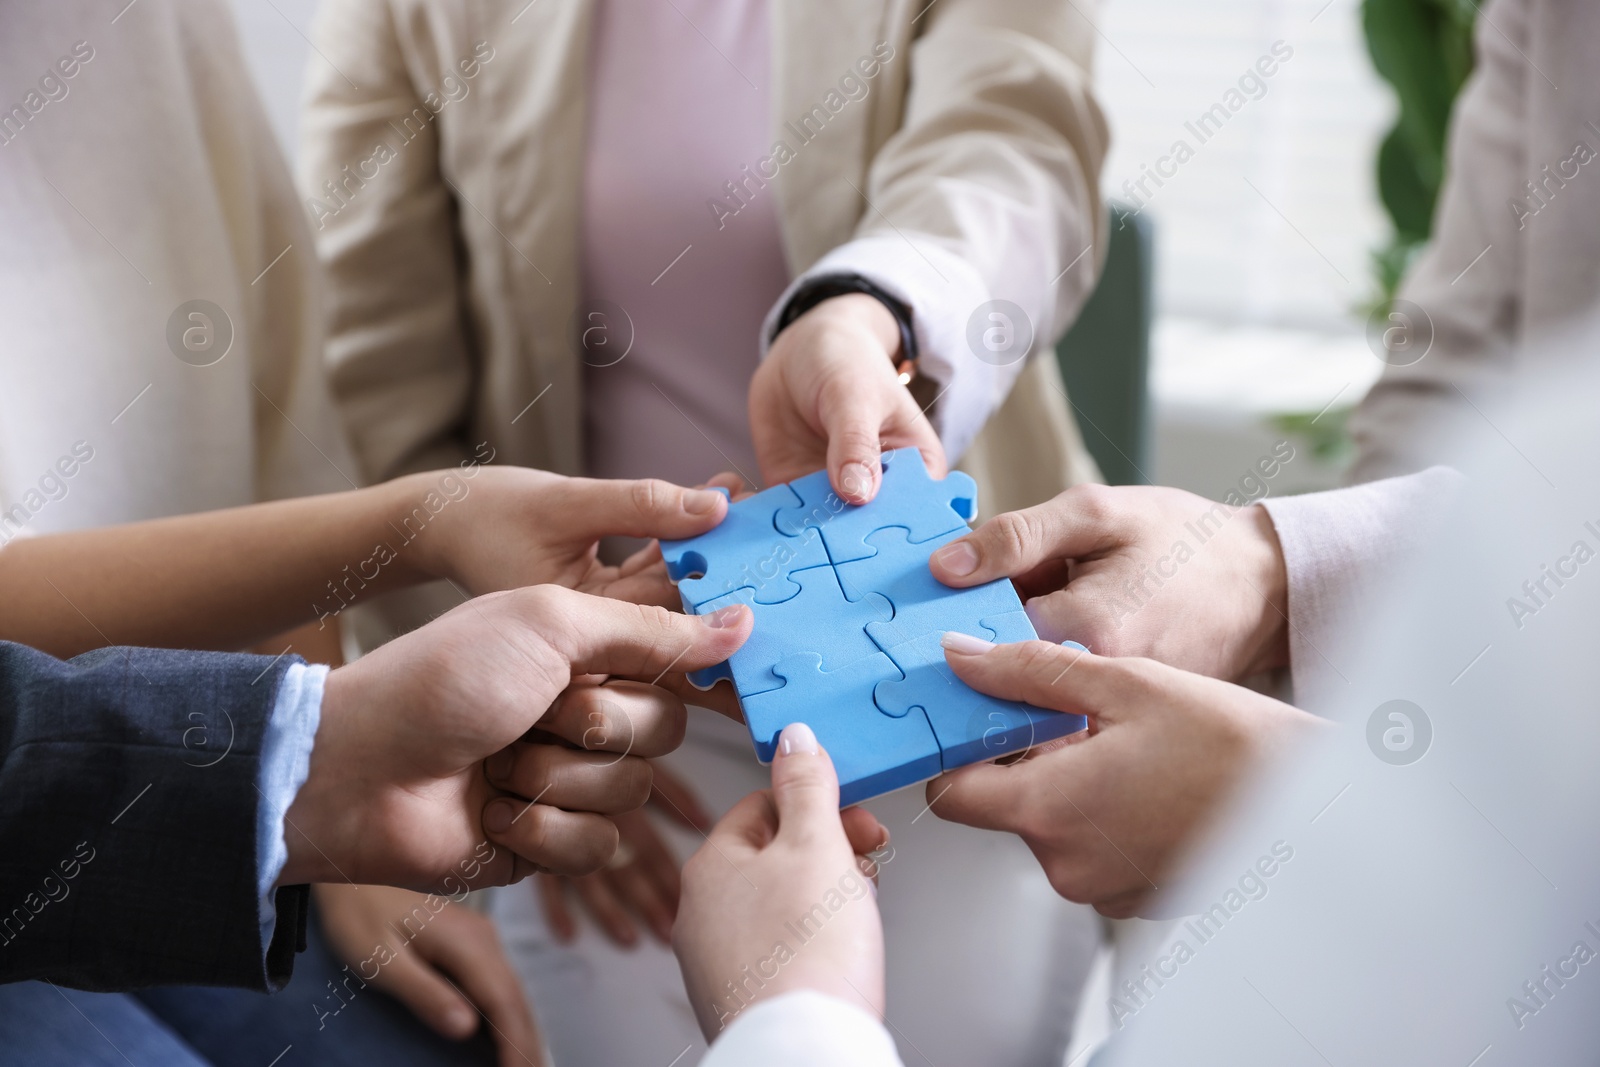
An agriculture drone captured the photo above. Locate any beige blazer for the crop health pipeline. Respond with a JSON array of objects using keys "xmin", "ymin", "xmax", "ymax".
[{"xmin": 299, "ymin": 0, "xmax": 1107, "ymax": 521}]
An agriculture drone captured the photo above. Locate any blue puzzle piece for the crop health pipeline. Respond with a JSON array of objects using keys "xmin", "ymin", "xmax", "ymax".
[
  {"xmin": 872, "ymin": 623, "xmax": 1087, "ymax": 768},
  {"xmin": 698, "ymin": 564, "xmax": 891, "ymax": 699},
  {"xmin": 662, "ymin": 485, "xmax": 829, "ymax": 609},
  {"xmin": 686, "ymin": 658, "xmax": 732, "ymax": 692},
  {"xmin": 667, "ymin": 445, "xmax": 1087, "ymax": 803},
  {"xmin": 979, "ymin": 611, "xmax": 1037, "ymax": 644},
  {"xmin": 743, "ymin": 652, "xmax": 943, "ymax": 806},
  {"xmin": 773, "ymin": 448, "xmax": 977, "ymax": 565},
  {"xmin": 836, "ymin": 527, "xmax": 1026, "ymax": 654}
]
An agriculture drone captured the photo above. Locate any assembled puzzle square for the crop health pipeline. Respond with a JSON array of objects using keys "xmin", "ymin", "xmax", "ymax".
[{"xmin": 663, "ymin": 448, "xmax": 1087, "ymax": 806}]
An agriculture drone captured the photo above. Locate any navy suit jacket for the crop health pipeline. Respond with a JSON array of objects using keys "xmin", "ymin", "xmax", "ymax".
[{"xmin": 0, "ymin": 641, "xmax": 308, "ymax": 991}]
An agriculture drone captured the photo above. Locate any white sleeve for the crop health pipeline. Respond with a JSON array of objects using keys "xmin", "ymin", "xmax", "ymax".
[
  {"xmin": 760, "ymin": 239, "xmax": 1005, "ymax": 463},
  {"xmin": 702, "ymin": 990, "xmax": 906, "ymax": 1067},
  {"xmin": 1259, "ymin": 467, "xmax": 1465, "ymax": 710}
]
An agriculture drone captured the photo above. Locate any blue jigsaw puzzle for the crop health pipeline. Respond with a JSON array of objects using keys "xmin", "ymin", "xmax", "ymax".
[{"xmin": 662, "ymin": 448, "xmax": 1087, "ymax": 806}]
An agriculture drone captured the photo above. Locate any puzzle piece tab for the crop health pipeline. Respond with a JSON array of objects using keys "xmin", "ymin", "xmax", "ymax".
[
  {"xmin": 666, "ymin": 448, "xmax": 1087, "ymax": 806},
  {"xmin": 662, "ymin": 485, "xmax": 828, "ymax": 608},
  {"xmin": 743, "ymin": 652, "xmax": 943, "ymax": 806},
  {"xmin": 774, "ymin": 448, "xmax": 977, "ymax": 565},
  {"xmin": 696, "ymin": 564, "xmax": 891, "ymax": 698},
  {"xmin": 836, "ymin": 527, "xmax": 1025, "ymax": 654}
]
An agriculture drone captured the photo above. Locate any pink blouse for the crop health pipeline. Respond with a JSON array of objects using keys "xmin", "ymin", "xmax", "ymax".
[{"xmin": 579, "ymin": 0, "xmax": 790, "ymax": 490}]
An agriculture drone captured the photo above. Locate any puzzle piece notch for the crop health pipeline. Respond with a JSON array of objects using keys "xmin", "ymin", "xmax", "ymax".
[
  {"xmin": 742, "ymin": 652, "xmax": 943, "ymax": 806},
  {"xmin": 662, "ymin": 485, "xmax": 829, "ymax": 609},
  {"xmin": 697, "ymin": 563, "xmax": 891, "ymax": 701},
  {"xmin": 836, "ymin": 526, "xmax": 1027, "ymax": 656},
  {"xmin": 773, "ymin": 448, "xmax": 978, "ymax": 565}
]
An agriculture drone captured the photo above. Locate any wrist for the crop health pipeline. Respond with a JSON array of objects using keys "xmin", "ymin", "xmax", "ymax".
[
  {"xmin": 279, "ymin": 664, "xmax": 370, "ymax": 886},
  {"xmin": 780, "ymin": 292, "xmax": 904, "ymax": 371},
  {"xmin": 373, "ymin": 473, "xmax": 463, "ymax": 589}
]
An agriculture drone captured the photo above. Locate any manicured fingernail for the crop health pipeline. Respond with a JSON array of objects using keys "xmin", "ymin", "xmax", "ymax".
[
  {"xmin": 684, "ymin": 489, "xmax": 722, "ymax": 515},
  {"xmin": 840, "ymin": 462, "xmax": 875, "ymax": 499},
  {"xmin": 941, "ymin": 631, "xmax": 995, "ymax": 655},
  {"xmin": 703, "ymin": 604, "xmax": 746, "ymax": 629},
  {"xmin": 932, "ymin": 540, "xmax": 979, "ymax": 576},
  {"xmin": 779, "ymin": 721, "xmax": 819, "ymax": 756},
  {"xmin": 484, "ymin": 799, "xmax": 518, "ymax": 833},
  {"xmin": 484, "ymin": 749, "xmax": 515, "ymax": 782}
]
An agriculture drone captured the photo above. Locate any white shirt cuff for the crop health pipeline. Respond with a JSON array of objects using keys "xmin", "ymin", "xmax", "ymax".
[
  {"xmin": 761, "ymin": 235, "xmax": 1025, "ymax": 464},
  {"xmin": 256, "ymin": 661, "xmax": 327, "ymax": 946},
  {"xmin": 703, "ymin": 990, "xmax": 905, "ymax": 1067},
  {"xmin": 1260, "ymin": 467, "xmax": 1464, "ymax": 709}
]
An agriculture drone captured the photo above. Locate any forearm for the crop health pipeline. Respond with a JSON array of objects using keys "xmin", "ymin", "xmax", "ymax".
[
  {"xmin": 0, "ymin": 473, "xmax": 454, "ymax": 658},
  {"xmin": 0, "ymin": 641, "xmax": 307, "ymax": 990}
]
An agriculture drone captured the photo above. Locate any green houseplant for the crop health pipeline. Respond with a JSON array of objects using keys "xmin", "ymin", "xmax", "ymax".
[{"xmin": 1362, "ymin": 0, "xmax": 1478, "ymax": 305}]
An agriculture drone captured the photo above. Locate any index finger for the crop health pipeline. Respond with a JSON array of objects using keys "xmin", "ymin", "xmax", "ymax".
[
  {"xmin": 551, "ymin": 477, "xmax": 731, "ymax": 543},
  {"xmin": 940, "ymin": 636, "xmax": 1130, "ymax": 718}
]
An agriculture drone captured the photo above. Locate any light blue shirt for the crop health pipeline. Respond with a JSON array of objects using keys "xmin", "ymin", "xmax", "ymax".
[{"xmin": 256, "ymin": 661, "xmax": 327, "ymax": 947}]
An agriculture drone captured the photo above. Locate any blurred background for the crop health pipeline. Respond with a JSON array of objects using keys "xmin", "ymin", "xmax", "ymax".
[{"xmin": 227, "ymin": 0, "xmax": 1470, "ymax": 501}]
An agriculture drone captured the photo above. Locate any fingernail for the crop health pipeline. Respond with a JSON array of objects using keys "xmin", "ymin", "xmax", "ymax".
[
  {"xmin": 932, "ymin": 540, "xmax": 979, "ymax": 576},
  {"xmin": 703, "ymin": 604, "xmax": 746, "ymax": 629},
  {"xmin": 484, "ymin": 749, "xmax": 514, "ymax": 782},
  {"xmin": 779, "ymin": 721, "xmax": 819, "ymax": 756},
  {"xmin": 840, "ymin": 461, "xmax": 875, "ymax": 499},
  {"xmin": 484, "ymin": 799, "xmax": 517, "ymax": 834},
  {"xmin": 684, "ymin": 489, "xmax": 722, "ymax": 515},
  {"xmin": 941, "ymin": 631, "xmax": 995, "ymax": 655}
]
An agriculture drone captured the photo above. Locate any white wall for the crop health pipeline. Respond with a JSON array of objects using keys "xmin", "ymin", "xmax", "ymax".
[{"xmin": 1094, "ymin": 0, "xmax": 1394, "ymax": 331}]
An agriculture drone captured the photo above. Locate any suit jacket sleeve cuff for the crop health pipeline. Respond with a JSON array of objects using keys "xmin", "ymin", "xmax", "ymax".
[
  {"xmin": 0, "ymin": 643, "xmax": 310, "ymax": 991},
  {"xmin": 255, "ymin": 662, "xmax": 327, "ymax": 959},
  {"xmin": 1260, "ymin": 466, "xmax": 1465, "ymax": 709},
  {"xmin": 761, "ymin": 235, "xmax": 1016, "ymax": 464},
  {"xmin": 703, "ymin": 990, "xmax": 905, "ymax": 1067}
]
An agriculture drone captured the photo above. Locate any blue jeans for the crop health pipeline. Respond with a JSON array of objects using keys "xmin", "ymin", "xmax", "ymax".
[{"xmin": 0, "ymin": 907, "xmax": 496, "ymax": 1066}]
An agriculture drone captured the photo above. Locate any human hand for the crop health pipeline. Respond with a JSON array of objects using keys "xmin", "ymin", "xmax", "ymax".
[
  {"xmin": 928, "ymin": 635, "xmax": 1324, "ymax": 917},
  {"xmin": 929, "ymin": 483, "xmax": 1291, "ymax": 681},
  {"xmin": 313, "ymin": 883, "xmax": 544, "ymax": 1067},
  {"xmin": 280, "ymin": 586, "xmax": 752, "ymax": 891},
  {"xmin": 535, "ymin": 764, "xmax": 711, "ymax": 946},
  {"xmin": 404, "ymin": 466, "xmax": 736, "ymax": 608},
  {"xmin": 750, "ymin": 293, "xmax": 944, "ymax": 504},
  {"xmin": 674, "ymin": 723, "xmax": 890, "ymax": 1038}
]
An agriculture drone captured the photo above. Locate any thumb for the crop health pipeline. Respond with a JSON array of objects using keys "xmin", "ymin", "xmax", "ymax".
[
  {"xmin": 769, "ymin": 722, "xmax": 845, "ymax": 845},
  {"xmin": 556, "ymin": 477, "xmax": 729, "ymax": 542},
  {"xmin": 928, "ymin": 487, "xmax": 1128, "ymax": 588},
  {"xmin": 818, "ymin": 383, "xmax": 887, "ymax": 505},
  {"xmin": 519, "ymin": 587, "xmax": 753, "ymax": 681}
]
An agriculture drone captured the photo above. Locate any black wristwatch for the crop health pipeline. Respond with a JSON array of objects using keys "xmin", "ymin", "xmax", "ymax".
[{"xmin": 771, "ymin": 274, "xmax": 919, "ymax": 384}]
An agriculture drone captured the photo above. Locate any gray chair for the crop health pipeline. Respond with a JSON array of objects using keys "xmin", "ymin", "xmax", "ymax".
[{"xmin": 1055, "ymin": 204, "xmax": 1154, "ymax": 485}]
